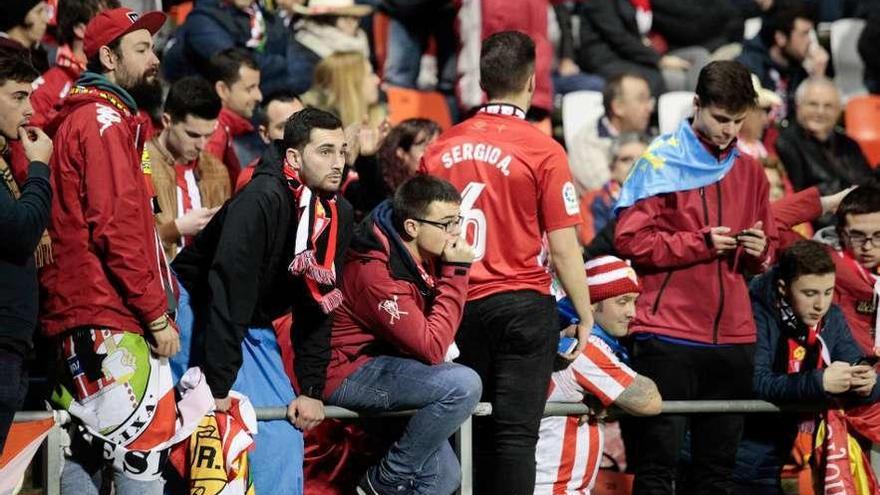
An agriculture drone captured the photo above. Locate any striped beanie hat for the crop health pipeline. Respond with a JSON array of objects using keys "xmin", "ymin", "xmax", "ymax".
[{"xmin": 585, "ymin": 256, "xmax": 641, "ymax": 303}]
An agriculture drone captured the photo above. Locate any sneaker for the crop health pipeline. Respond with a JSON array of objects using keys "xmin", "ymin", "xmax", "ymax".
[{"xmin": 355, "ymin": 467, "xmax": 408, "ymax": 495}]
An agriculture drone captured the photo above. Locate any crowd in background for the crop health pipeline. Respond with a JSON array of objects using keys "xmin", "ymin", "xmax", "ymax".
[{"xmin": 1, "ymin": 0, "xmax": 880, "ymax": 494}]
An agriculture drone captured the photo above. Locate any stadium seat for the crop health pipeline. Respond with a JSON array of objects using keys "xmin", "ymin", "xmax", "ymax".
[
  {"xmin": 744, "ymin": 17, "xmax": 762, "ymax": 40},
  {"xmin": 385, "ymin": 86, "xmax": 453, "ymax": 130},
  {"xmin": 658, "ymin": 91, "xmax": 695, "ymax": 135},
  {"xmin": 831, "ymin": 18, "xmax": 868, "ymax": 103},
  {"xmin": 845, "ymin": 94, "xmax": 880, "ymax": 168},
  {"xmin": 562, "ymin": 90, "xmax": 604, "ymax": 153}
]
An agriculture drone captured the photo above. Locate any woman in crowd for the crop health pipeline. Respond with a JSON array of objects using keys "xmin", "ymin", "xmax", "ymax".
[{"xmin": 301, "ymin": 51, "xmax": 382, "ymax": 129}]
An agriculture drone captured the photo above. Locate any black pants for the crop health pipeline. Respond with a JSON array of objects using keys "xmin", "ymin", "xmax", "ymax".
[
  {"xmin": 630, "ymin": 337, "xmax": 755, "ymax": 495},
  {"xmin": 455, "ymin": 290, "xmax": 559, "ymax": 495},
  {"xmin": 0, "ymin": 344, "xmax": 28, "ymax": 456}
]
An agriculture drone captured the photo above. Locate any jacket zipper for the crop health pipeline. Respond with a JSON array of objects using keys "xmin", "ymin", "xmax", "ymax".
[
  {"xmin": 712, "ymin": 183, "xmax": 725, "ymax": 344},
  {"xmin": 651, "ymin": 272, "xmax": 674, "ymax": 315}
]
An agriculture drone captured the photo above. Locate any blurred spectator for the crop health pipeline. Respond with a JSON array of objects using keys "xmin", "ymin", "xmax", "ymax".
[
  {"xmin": 172, "ymin": 108, "xmax": 354, "ymax": 495},
  {"xmin": 583, "ymin": 132, "xmax": 649, "ymax": 243},
  {"xmin": 737, "ymin": 2, "xmax": 828, "ymax": 121},
  {"xmin": 0, "ymin": 46, "xmax": 52, "ymax": 457},
  {"xmin": 568, "ymin": 72, "xmax": 654, "ymax": 193},
  {"xmin": 381, "ymin": 0, "xmax": 458, "ymax": 96},
  {"xmin": 326, "ymin": 175, "xmax": 481, "ymax": 495},
  {"xmin": 775, "ymin": 77, "xmax": 875, "ymax": 196},
  {"xmin": 148, "ymin": 77, "xmax": 228, "ymax": 261},
  {"xmin": 651, "ymin": 0, "xmax": 743, "ymax": 54},
  {"xmin": 575, "ymin": 0, "xmax": 709, "ymax": 96},
  {"xmin": 234, "ymin": 90, "xmax": 304, "ymax": 192},
  {"xmin": 536, "ymin": 256, "xmax": 661, "ymax": 494},
  {"xmin": 551, "ymin": 1, "xmax": 605, "ymax": 95},
  {"xmin": 0, "ymin": 1, "xmax": 50, "ymax": 72},
  {"xmin": 301, "ymin": 51, "xmax": 381, "ymax": 128},
  {"xmin": 289, "ymin": 0, "xmax": 373, "ymax": 95},
  {"xmin": 205, "ymin": 48, "xmax": 263, "ymax": 186},
  {"xmin": 734, "ymin": 240, "xmax": 879, "ymax": 493},
  {"xmin": 737, "ymin": 73, "xmax": 782, "ymax": 161},
  {"xmin": 614, "ymin": 61, "xmax": 775, "ymax": 494},
  {"xmin": 344, "ymin": 118, "xmax": 440, "ymax": 219},
  {"xmin": 42, "ymin": 9, "xmax": 185, "ymax": 492},
  {"xmin": 858, "ymin": 5, "xmax": 880, "ymax": 94},
  {"xmin": 162, "ymin": 0, "xmax": 293, "ymax": 95},
  {"xmin": 30, "ymin": 0, "xmax": 120, "ymax": 129},
  {"xmin": 423, "ymin": 31, "xmax": 594, "ymax": 494},
  {"xmin": 456, "ymin": 0, "xmax": 555, "ymax": 116}
]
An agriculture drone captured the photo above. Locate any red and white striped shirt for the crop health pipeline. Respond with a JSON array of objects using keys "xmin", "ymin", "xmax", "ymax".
[{"xmin": 535, "ymin": 335, "xmax": 636, "ymax": 494}]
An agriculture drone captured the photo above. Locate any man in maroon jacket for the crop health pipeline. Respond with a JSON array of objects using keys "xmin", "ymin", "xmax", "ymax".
[
  {"xmin": 614, "ymin": 60, "xmax": 777, "ymax": 495},
  {"xmin": 325, "ymin": 175, "xmax": 482, "ymax": 495},
  {"xmin": 41, "ymin": 8, "xmax": 181, "ymax": 493}
]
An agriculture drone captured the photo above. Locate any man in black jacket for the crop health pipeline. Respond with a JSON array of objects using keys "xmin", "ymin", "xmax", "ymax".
[
  {"xmin": 172, "ymin": 108, "xmax": 353, "ymax": 495},
  {"xmin": 0, "ymin": 46, "xmax": 53, "ymax": 455}
]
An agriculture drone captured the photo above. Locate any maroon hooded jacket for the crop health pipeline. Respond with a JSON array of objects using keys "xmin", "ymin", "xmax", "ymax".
[{"xmin": 40, "ymin": 80, "xmax": 169, "ymax": 337}]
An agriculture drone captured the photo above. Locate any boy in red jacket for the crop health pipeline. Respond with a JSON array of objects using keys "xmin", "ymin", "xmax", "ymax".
[
  {"xmin": 325, "ymin": 175, "xmax": 482, "ymax": 495},
  {"xmin": 614, "ymin": 60, "xmax": 777, "ymax": 494}
]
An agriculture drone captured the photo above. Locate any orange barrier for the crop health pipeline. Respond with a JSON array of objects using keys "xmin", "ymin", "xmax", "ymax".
[
  {"xmin": 385, "ymin": 86, "xmax": 453, "ymax": 130},
  {"xmin": 844, "ymin": 94, "xmax": 880, "ymax": 168}
]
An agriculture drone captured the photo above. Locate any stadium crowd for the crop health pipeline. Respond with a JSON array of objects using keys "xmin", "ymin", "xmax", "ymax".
[{"xmin": 0, "ymin": 0, "xmax": 879, "ymax": 494}]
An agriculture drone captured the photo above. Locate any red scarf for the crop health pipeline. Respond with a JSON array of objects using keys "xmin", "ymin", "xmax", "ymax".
[
  {"xmin": 840, "ymin": 250, "xmax": 880, "ymax": 349},
  {"xmin": 284, "ymin": 166, "xmax": 343, "ymax": 314}
]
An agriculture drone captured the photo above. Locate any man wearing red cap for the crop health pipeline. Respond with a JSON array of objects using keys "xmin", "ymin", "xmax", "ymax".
[
  {"xmin": 40, "ymin": 8, "xmax": 195, "ymax": 494},
  {"xmin": 537, "ymin": 256, "xmax": 661, "ymax": 494}
]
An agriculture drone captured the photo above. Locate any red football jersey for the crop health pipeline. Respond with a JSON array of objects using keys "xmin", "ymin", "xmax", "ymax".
[{"xmin": 422, "ymin": 104, "xmax": 582, "ymax": 300}]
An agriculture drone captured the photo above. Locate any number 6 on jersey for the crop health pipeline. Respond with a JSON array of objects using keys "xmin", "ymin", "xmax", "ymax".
[{"xmin": 460, "ymin": 182, "xmax": 487, "ymax": 261}]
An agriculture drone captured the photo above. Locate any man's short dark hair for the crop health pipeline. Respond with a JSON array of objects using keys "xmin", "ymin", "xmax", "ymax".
[
  {"xmin": 392, "ymin": 175, "xmax": 462, "ymax": 234},
  {"xmin": 164, "ymin": 76, "xmax": 222, "ymax": 123},
  {"xmin": 0, "ymin": 46, "xmax": 40, "ymax": 86},
  {"xmin": 207, "ymin": 48, "xmax": 259, "ymax": 87},
  {"xmin": 759, "ymin": 3, "xmax": 813, "ymax": 48},
  {"xmin": 602, "ymin": 73, "xmax": 648, "ymax": 118},
  {"xmin": 57, "ymin": 0, "xmax": 120, "ymax": 46},
  {"xmin": 835, "ymin": 186, "xmax": 880, "ymax": 233},
  {"xmin": 282, "ymin": 107, "xmax": 343, "ymax": 152},
  {"xmin": 255, "ymin": 90, "xmax": 301, "ymax": 128},
  {"xmin": 695, "ymin": 61, "xmax": 757, "ymax": 114},
  {"xmin": 479, "ymin": 31, "xmax": 535, "ymax": 100},
  {"xmin": 778, "ymin": 240, "xmax": 835, "ymax": 286},
  {"xmin": 85, "ymin": 38, "xmax": 121, "ymax": 74}
]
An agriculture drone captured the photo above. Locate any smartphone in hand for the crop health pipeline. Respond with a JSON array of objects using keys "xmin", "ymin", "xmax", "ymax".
[{"xmin": 558, "ymin": 336, "xmax": 578, "ymax": 355}]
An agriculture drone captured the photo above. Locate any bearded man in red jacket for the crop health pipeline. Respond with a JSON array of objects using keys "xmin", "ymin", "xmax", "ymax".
[{"xmin": 614, "ymin": 60, "xmax": 778, "ymax": 495}]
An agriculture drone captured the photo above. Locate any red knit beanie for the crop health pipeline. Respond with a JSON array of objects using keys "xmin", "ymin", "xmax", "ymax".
[{"xmin": 585, "ymin": 256, "xmax": 641, "ymax": 303}]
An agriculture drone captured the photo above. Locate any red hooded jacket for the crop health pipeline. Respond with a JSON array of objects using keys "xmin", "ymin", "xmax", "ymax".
[
  {"xmin": 40, "ymin": 81, "xmax": 169, "ymax": 337},
  {"xmin": 324, "ymin": 203, "xmax": 470, "ymax": 399},
  {"xmin": 615, "ymin": 138, "xmax": 778, "ymax": 345}
]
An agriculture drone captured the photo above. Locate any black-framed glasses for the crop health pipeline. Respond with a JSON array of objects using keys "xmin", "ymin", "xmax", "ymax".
[
  {"xmin": 845, "ymin": 230, "xmax": 880, "ymax": 248},
  {"xmin": 414, "ymin": 216, "xmax": 463, "ymax": 233}
]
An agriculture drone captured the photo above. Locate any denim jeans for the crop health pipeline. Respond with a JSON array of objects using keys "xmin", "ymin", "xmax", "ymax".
[
  {"xmin": 60, "ymin": 429, "xmax": 164, "ymax": 495},
  {"xmin": 455, "ymin": 290, "xmax": 559, "ymax": 495},
  {"xmin": 328, "ymin": 356, "xmax": 481, "ymax": 495}
]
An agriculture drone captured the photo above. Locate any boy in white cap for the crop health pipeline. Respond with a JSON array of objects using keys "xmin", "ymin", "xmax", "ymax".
[{"xmin": 536, "ymin": 256, "xmax": 662, "ymax": 494}]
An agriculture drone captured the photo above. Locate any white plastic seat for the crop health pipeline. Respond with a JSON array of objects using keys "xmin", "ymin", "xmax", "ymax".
[
  {"xmin": 562, "ymin": 90, "xmax": 604, "ymax": 153},
  {"xmin": 658, "ymin": 91, "xmax": 695, "ymax": 135},
  {"xmin": 831, "ymin": 18, "xmax": 868, "ymax": 103}
]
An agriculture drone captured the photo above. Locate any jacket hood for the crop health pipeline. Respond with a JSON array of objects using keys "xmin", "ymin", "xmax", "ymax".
[
  {"xmin": 814, "ymin": 226, "xmax": 841, "ymax": 250},
  {"xmin": 253, "ymin": 139, "xmax": 284, "ymax": 179},
  {"xmin": 44, "ymin": 71, "xmax": 138, "ymax": 136},
  {"xmin": 749, "ymin": 266, "xmax": 781, "ymax": 317},
  {"xmin": 350, "ymin": 200, "xmax": 433, "ymax": 296}
]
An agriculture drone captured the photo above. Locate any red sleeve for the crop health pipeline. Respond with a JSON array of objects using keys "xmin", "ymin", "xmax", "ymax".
[
  {"xmin": 81, "ymin": 111, "xmax": 166, "ymax": 325},
  {"xmin": 614, "ymin": 195, "xmax": 715, "ymax": 269},
  {"xmin": 743, "ymin": 170, "xmax": 778, "ymax": 273},
  {"xmin": 344, "ymin": 260, "xmax": 470, "ymax": 365},
  {"xmin": 537, "ymin": 146, "xmax": 583, "ymax": 232},
  {"xmin": 772, "ymin": 187, "xmax": 822, "ymax": 251}
]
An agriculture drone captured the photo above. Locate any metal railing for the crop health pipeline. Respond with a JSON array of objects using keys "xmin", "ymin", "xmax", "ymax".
[{"xmin": 13, "ymin": 401, "xmax": 880, "ymax": 495}]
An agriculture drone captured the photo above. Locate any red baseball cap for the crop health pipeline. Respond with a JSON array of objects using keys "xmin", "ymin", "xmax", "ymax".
[{"xmin": 83, "ymin": 8, "xmax": 166, "ymax": 60}]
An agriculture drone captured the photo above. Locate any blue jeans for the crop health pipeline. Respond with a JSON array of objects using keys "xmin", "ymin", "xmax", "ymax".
[
  {"xmin": 61, "ymin": 432, "xmax": 164, "ymax": 495},
  {"xmin": 328, "ymin": 356, "xmax": 481, "ymax": 495}
]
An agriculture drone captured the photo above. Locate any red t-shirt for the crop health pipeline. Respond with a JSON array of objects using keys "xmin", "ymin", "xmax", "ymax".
[{"xmin": 422, "ymin": 104, "xmax": 582, "ymax": 301}]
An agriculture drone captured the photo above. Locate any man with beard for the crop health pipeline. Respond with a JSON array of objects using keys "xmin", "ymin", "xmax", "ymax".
[
  {"xmin": 40, "ymin": 8, "xmax": 188, "ymax": 494},
  {"xmin": 172, "ymin": 108, "xmax": 354, "ymax": 495}
]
